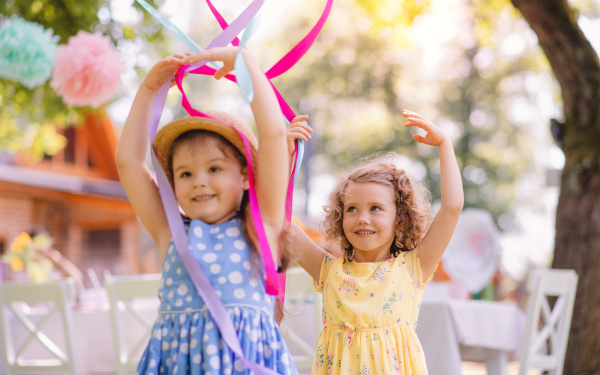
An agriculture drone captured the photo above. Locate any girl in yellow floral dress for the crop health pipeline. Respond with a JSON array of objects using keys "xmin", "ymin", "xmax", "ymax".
[{"xmin": 286, "ymin": 110, "xmax": 464, "ymax": 374}]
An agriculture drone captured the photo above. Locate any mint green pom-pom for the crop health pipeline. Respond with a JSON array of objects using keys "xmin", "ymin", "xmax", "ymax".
[{"xmin": 0, "ymin": 18, "xmax": 59, "ymax": 89}]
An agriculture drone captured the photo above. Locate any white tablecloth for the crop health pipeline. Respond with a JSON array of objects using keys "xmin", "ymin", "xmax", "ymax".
[{"xmin": 417, "ymin": 299, "xmax": 526, "ymax": 375}]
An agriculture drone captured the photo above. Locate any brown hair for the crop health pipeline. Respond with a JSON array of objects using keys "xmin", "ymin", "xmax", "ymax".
[
  {"xmin": 168, "ymin": 130, "xmax": 292, "ymax": 322},
  {"xmin": 322, "ymin": 157, "xmax": 431, "ymax": 261}
]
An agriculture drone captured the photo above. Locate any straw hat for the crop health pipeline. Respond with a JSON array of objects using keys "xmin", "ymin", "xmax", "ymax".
[{"xmin": 153, "ymin": 110, "xmax": 258, "ymax": 182}]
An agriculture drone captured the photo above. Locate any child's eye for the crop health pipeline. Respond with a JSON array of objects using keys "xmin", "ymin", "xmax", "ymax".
[
  {"xmin": 346, "ymin": 206, "xmax": 357, "ymax": 213},
  {"xmin": 371, "ymin": 206, "xmax": 382, "ymax": 211},
  {"xmin": 209, "ymin": 166, "xmax": 221, "ymax": 173},
  {"xmin": 180, "ymin": 171, "xmax": 191, "ymax": 178}
]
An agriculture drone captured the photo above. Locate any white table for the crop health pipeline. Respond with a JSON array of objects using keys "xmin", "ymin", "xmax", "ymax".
[{"xmin": 417, "ymin": 299, "xmax": 526, "ymax": 375}]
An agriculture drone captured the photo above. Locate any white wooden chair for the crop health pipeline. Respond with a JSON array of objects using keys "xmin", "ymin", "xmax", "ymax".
[
  {"xmin": 0, "ymin": 279, "xmax": 78, "ymax": 374},
  {"xmin": 519, "ymin": 268, "xmax": 578, "ymax": 375},
  {"xmin": 105, "ymin": 273, "xmax": 161, "ymax": 375},
  {"xmin": 281, "ymin": 267, "xmax": 323, "ymax": 372}
]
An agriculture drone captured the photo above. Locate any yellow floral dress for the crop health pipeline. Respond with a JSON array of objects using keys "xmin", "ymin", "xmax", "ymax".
[{"xmin": 313, "ymin": 248, "xmax": 435, "ymax": 375}]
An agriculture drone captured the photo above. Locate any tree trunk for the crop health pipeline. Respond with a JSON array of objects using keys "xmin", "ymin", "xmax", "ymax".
[{"xmin": 510, "ymin": 0, "xmax": 600, "ymax": 373}]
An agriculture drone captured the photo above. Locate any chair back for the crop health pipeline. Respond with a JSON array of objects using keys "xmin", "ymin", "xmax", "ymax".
[
  {"xmin": 519, "ymin": 268, "xmax": 578, "ymax": 375},
  {"xmin": 0, "ymin": 279, "xmax": 78, "ymax": 375},
  {"xmin": 105, "ymin": 273, "xmax": 161, "ymax": 375},
  {"xmin": 281, "ymin": 267, "xmax": 322, "ymax": 372}
]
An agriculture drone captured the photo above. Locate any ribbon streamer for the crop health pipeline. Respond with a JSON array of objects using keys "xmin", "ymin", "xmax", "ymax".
[
  {"xmin": 136, "ymin": 0, "xmax": 331, "ymax": 372},
  {"xmin": 142, "ymin": 1, "xmax": 281, "ymax": 373}
]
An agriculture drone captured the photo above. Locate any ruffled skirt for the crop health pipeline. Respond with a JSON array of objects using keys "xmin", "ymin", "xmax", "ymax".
[
  {"xmin": 137, "ymin": 305, "xmax": 298, "ymax": 375},
  {"xmin": 312, "ymin": 322, "xmax": 428, "ymax": 375}
]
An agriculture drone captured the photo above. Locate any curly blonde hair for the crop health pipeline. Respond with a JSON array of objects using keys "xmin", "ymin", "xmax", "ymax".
[{"xmin": 322, "ymin": 158, "xmax": 431, "ymax": 261}]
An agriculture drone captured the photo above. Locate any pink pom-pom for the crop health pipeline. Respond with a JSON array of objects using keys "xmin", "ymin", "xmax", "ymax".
[{"xmin": 51, "ymin": 31, "xmax": 125, "ymax": 108}]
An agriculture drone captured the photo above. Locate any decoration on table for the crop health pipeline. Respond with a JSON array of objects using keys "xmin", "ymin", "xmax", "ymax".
[
  {"xmin": 2, "ymin": 232, "xmax": 55, "ymax": 282},
  {"xmin": 441, "ymin": 208, "xmax": 502, "ymax": 294},
  {"xmin": 50, "ymin": 31, "xmax": 125, "ymax": 108},
  {"xmin": 0, "ymin": 17, "xmax": 59, "ymax": 89}
]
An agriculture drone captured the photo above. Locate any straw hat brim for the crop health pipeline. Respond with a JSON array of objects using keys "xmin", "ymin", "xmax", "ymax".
[{"xmin": 152, "ymin": 110, "xmax": 258, "ymax": 182}]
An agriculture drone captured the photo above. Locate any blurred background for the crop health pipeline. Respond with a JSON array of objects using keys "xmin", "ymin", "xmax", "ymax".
[{"xmin": 4, "ymin": 0, "xmax": 599, "ymax": 290}]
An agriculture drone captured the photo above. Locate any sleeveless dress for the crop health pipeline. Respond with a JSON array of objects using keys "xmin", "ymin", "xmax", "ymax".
[
  {"xmin": 137, "ymin": 217, "xmax": 298, "ymax": 375},
  {"xmin": 312, "ymin": 248, "xmax": 435, "ymax": 375}
]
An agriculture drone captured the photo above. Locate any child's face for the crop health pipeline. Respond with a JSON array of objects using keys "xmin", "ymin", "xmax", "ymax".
[
  {"xmin": 172, "ymin": 138, "xmax": 248, "ymax": 224},
  {"xmin": 342, "ymin": 182, "xmax": 397, "ymax": 262}
]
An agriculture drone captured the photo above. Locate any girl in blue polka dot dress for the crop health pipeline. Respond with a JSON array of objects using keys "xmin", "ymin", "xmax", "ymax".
[{"xmin": 116, "ymin": 47, "xmax": 299, "ymax": 375}]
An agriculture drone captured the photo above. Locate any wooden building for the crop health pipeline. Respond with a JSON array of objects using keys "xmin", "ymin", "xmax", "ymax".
[{"xmin": 0, "ymin": 112, "xmax": 157, "ymax": 282}]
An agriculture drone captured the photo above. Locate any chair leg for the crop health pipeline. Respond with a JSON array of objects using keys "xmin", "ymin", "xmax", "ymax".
[{"xmin": 484, "ymin": 349, "xmax": 508, "ymax": 375}]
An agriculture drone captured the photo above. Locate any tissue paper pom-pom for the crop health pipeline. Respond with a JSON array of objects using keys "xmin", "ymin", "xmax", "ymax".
[
  {"xmin": 0, "ymin": 18, "xmax": 58, "ymax": 89},
  {"xmin": 51, "ymin": 31, "xmax": 126, "ymax": 108}
]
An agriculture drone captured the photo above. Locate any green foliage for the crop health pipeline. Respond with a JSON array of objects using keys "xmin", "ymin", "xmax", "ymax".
[
  {"xmin": 354, "ymin": 0, "xmax": 430, "ymax": 47},
  {"xmin": 0, "ymin": 0, "xmax": 167, "ymax": 160},
  {"xmin": 272, "ymin": 0, "xmax": 554, "ymax": 228},
  {"xmin": 569, "ymin": 0, "xmax": 600, "ymax": 18}
]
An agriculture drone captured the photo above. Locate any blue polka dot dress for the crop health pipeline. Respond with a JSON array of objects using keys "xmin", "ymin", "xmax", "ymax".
[{"xmin": 137, "ymin": 217, "xmax": 298, "ymax": 375}]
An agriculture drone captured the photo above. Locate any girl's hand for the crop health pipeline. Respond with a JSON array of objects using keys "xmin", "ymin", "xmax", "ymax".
[
  {"xmin": 403, "ymin": 110, "xmax": 449, "ymax": 147},
  {"xmin": 286, "ymin": 115, "xmax": 312, "ymax": 155},
  {"xmin": 142, "ymin": 54, "xmax": 189, "ymax": 92},
  {"xmin": 182, "ymin": 47, "xmax": 240, "ymax": 80}
]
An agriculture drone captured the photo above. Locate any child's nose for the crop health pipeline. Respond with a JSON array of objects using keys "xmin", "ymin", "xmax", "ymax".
[
  {"xmin": 193, "ymin": 173, "xmax": 208, "ymax": 187},
  {"xmin": 357, "ymin": 213, "xmax": 370, "ymax": 224}
]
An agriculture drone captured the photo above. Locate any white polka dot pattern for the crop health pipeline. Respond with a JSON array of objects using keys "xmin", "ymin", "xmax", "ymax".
[{"xmin": 137, "ymin": 218, "xmax": 295, "ymax": 375}]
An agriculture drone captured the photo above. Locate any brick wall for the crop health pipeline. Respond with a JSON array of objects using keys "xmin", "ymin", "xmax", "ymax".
[
  {"xmin": 0, "ymin": 188, "xmax": 142, "ymax": 280},
  {"xmin": 0, "ymin": 196, "xmax": 34, "ymax": 252}
]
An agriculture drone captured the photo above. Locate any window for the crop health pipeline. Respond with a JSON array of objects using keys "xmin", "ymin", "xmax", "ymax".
[{"xmin": 82, "ymin": 229, "xmax": 121, "ymax": 285}]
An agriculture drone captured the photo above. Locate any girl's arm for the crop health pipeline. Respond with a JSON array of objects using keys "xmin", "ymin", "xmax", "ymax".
[
  {"xmin": 403, "ymin": 110, "xmax": 464, "ymax": 281},
  {"xmin": 283, "ymin": 119, "xmax": 324, "ymax": 280},
  {"xmin": 115, "ymin": 55, "xmax": 186, "ymax": 254},
  {"xmin": 290, "ymin": 222, "xmax": 326, "ymax": 281}
]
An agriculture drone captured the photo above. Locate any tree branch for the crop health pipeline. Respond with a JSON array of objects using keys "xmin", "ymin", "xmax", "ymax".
[{"xmin": 510, "ymin": 0, "xmax": 600, "ymax": 125}]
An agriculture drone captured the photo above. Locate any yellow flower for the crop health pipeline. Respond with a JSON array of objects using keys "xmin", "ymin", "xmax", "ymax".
[
  {"xmin": 10, "ymin": 232, "xmax": 31, "ymax": 252},
  {"xmin": 10, "ymin": 257, "xmax": 24, "ymax": 271},
  {"xmin": 33, "ymin": 234, "xmax": 53, "ymax": 250}
]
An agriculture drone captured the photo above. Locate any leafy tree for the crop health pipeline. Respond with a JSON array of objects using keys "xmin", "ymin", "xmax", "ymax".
[
  {"xmin": 509, "ymin": 0, "xmax": 600, "ymax": 372},
  {"xmin": 274, "ymin": 0, "xmax": 548, "ymax": 234},
  {"xmin": 0, "ymin": 0, "xmax": 167, "ymax": 159}
]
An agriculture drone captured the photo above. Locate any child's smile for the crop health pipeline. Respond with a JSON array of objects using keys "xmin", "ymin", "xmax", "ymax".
[
  {"xmin": 192, "ymin": 194, "xmax": 216, "ymax": 202},
  {"xmin": 172, "ymin": 138, "xmax": 248, "ymax": 224},
  {"xmin": 342, "ymin": 182, "xmax": 397, "ymax": 262}
]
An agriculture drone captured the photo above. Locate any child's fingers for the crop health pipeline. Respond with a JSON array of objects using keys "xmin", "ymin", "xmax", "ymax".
[
  {"xmin": 288, "ymin": 129, "xmax": 311, "ymax": 141},
  {"xmin": 412, "ymin": 134, "xmax": 426, "ymax": 143},
  {"xmin": 405, "ymin": 116, "xmax": 431, "ymax": 130},
  {"xmin": 214, "ymin": 65, "xmax": 233, "ymax": 80},
  {"xmin": 214, "ymin": 68, "xmax": 226, "ymax": 80},
  {"xmin": 402, "ymin": 109, "xmax": 422, "ymax": 117},
  {"xmin": 289, "ymin": 121, "xmax": 313, "ymax": 133},
  {"xmin": 291, "ymin": 115, "xmax": 309, "ymax": 124},
  {"xmin": 182, "ymin": 51, "xmax": 214, "ymax": 65},
  {"xmin": 402, "ymin": 110, "xmax": 431, "ymax": 123}
]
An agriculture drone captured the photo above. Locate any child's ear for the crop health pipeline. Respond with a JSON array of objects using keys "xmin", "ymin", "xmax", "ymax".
[{"xmin": 242, "ymin": 167, "xmax": 250, "ymax": 190}]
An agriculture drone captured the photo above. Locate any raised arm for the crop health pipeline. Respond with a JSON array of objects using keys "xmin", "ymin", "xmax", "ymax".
[
  {"xmin": 290, "ymin": 222, "xmax": 326, "ymax": 281},
  {"xmin": 403, "ymin": 110, "xmax": 464, "ymax": 281},
  {"xmin": 115, "ymin": 55, "xmax": 186, "ymax": 254}
]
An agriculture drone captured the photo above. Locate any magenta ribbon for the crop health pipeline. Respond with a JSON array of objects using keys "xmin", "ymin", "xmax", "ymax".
[
  {"xmin": 139, "ymin": 0, "xmax": 332, "ymax": 372},
  {"xmin": 146, "ymin": 2, "xmax": 282, "ymax": 374},
  {"xmin": 187, "ymin": 0, "xmax": 332, "ymax": 304},
  {"xmin": 174, "ymin": 69, "xmax": 280, "ymax": 297}
]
